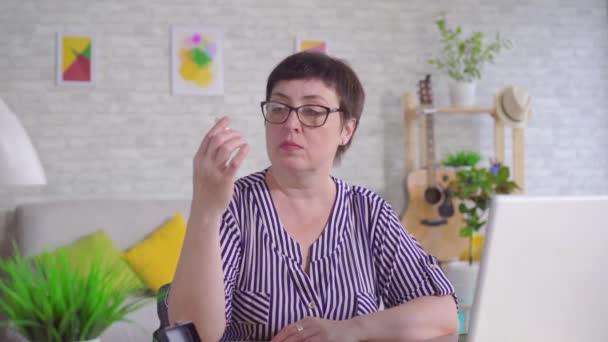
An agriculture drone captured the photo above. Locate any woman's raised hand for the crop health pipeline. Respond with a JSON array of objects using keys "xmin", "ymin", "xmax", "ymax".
[{"xmin": 192, "ymin": 116, "xmax": 250, "ymax": 217}]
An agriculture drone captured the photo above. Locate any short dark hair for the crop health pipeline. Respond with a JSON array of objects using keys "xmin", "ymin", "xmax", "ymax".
[{"xmin": 265, "ymin": 51, "xmax": 365, "ymax": 162}]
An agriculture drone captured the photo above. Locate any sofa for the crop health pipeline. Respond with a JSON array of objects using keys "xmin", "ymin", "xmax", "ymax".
[{"xmin": 4, "ymin": 199, "xmax": 192, "ymax": 342}]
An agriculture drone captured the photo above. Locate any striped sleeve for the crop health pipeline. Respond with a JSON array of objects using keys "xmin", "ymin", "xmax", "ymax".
[
  {"xmin": 376, "ymin": 202, "xmax": 456, "ymax": 308},
  {"xmin": 220, "ymin": 202, "xmax": 242, "ymax": 324}
]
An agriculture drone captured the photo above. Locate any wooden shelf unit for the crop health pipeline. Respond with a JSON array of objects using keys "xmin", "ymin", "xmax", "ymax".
[{"xmin": 403, "ymin": 93, "xmax": 526, "ymax": 192}]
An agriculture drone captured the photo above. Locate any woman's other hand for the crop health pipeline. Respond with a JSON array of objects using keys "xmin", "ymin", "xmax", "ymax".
[
  {"xmin": 271, "ymin": 317, "xmax": 360, "ymax": 342},
  {"xmin": 192, "ymin": 116, "xmax": 250, "ymax": 217}
]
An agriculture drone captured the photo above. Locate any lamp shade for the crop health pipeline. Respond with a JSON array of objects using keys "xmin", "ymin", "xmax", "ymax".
[{"xmin": 0, "ymin": 98, "xmax": 46, "ymax": 185}]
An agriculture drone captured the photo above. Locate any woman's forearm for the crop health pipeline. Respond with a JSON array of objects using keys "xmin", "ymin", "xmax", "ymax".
[
  {"xmin": 168, "ymin": 202, "xmax": 226, "ymax": 342},
  {"xmin": 348, "ymin": 295, "xmax": 459, "ymax": 342}
]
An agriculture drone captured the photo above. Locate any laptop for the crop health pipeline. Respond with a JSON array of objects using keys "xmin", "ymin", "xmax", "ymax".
[{"xmin": 467, "ymin": 195, "xmax": 608, "ymax": 342}]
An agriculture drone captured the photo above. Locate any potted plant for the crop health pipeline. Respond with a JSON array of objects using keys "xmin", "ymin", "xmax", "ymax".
[
  {"xmin": 428, "ymin": 18, "xmax": 511, "ymax": 107},
  {"xmin": 0, "ymin": 245, "xmax": 151, "ymax": 342},
  {"xmin": 452, "ymin": 160, "xmax": 519, "ymax": 255},
  {"xmin": 441, "ymin": 159, "xmax": 518, "ymax": 311},
  {"xmin": 442, "ymin": 150, "xmax": 481, "ymax": 169}
]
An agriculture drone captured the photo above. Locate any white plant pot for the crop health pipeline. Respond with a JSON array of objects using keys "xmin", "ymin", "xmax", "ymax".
[
  {"xmin": 448, "ymin": 79, "xmax": 477, "ymax": 107},
  {"xmin": 441, "ymin": 260, "xmax": 480, "ymax": 306},
  {"xmin": 79, "ymin": 339, "xmax": 101, "ymax": 342}
]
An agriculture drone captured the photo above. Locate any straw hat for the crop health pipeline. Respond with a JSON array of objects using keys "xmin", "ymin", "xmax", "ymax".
[{"xmin": 495, "ymin": 86, "xmax": 532, "ymax": 128}]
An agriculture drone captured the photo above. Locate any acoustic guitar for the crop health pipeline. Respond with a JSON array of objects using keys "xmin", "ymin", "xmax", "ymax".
[{"xmin": 400, "ymin": 75, "xmax": 468, "ymax": 261}]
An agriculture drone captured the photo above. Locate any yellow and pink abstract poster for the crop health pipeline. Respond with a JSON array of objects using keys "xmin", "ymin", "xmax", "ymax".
[
  {"xmin": 56, "ymin": 33, "xmax": 95, "ymax": 85},
  {"xmin": 171, "ymin": 26, "xmax": 224, "ymax": 96},
  {"xmin": 295, "ymin": 36, "xmax": 329, "ymax": 54}
]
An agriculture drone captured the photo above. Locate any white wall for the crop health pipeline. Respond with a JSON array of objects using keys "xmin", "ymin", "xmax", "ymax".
[{"xmin": 1, "ymin": 0, "xmax": 607, "ymax": 223}]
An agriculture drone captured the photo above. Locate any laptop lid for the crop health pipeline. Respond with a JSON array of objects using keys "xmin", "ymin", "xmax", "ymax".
[{"xmin": 468, "ymin": 196, "xmax": 608, "ymax": 342}]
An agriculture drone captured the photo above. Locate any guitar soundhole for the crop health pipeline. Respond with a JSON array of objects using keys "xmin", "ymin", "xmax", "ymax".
[{"xmin": 424, "ymin": 187, "xmax": 442, "ymax": 205}]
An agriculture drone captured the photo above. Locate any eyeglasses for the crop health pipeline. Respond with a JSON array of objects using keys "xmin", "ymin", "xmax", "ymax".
[{"xmin": 260, "ymin": 101, "xmax": 342, "ymax": 128}]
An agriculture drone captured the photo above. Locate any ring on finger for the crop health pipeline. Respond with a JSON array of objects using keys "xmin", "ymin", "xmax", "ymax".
[{"xmin": 296, "ymin": 324, "xmax": 304, "ymax": 333}]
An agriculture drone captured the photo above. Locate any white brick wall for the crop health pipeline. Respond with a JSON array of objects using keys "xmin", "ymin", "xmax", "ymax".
[{"xmin": 1, "ymin": 0, "xmax": 607, "ymax": 219}]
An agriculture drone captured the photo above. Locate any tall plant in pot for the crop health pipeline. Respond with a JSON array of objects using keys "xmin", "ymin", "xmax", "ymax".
[
  {"xmin": 0, "ymin": 245, "xmax": 151, "ymax": 342},
  {"xmin": 428, "ymin": 18, "xmax": 511, "ymax": 107}
]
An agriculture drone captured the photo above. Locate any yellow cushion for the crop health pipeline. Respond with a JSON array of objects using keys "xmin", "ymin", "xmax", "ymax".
[
  {"xmin": 38, "ymin": 229, "xmax": 145, "ymax": 294},
  {"xmin": 124, "ymin": 213, "xmax": 187, "ymax": 293}
]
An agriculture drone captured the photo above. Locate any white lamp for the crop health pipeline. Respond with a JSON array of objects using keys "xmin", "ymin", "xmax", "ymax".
[{"xmin": 0, "ymin": 98, "xmax": 46, "ymax": 185}]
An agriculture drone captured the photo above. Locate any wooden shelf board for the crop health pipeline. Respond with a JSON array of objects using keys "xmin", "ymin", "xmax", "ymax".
[{"xmin": 420, "ymin": 107, "xmax": 495, "ymax": 115}]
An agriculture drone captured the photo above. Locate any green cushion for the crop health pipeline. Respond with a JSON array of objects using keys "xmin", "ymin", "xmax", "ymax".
[{"xmin": 41, "ymin": 229, "xmax": 145, "ymax": 293}]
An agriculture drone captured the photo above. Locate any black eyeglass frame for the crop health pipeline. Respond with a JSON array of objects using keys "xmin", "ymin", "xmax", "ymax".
[{"xmin": 260, "ymin": 101, "xmax": 343, "ymax": 128}]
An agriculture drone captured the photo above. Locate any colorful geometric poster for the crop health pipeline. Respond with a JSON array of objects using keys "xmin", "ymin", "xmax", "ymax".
[
  {"xmin": 171, "ymin": 26, "xmax": 224, "ymax": 96},
  {"xmin": 295, "ymin": 36, "xmax": 329, "ymax": 54},
  {"xmin": 56, "ymin": 33, "xmax": 95, "ymax": 85}
]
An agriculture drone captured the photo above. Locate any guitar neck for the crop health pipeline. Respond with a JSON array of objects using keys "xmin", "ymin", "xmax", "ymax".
[
  {"xmin": 417, "ymin": 74, "xmax": 437, "ymax": 187},
  {"xmin": 425, "ymin": 110, "xmax": 437, "ymax": 185}
]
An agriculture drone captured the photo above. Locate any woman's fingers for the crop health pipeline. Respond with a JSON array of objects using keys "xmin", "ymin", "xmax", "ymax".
[
  {"xmin": 302, "ymin": 335, "xmax": 322, "ymax": 342},
  {"xmin": 206, "ymin": 130, "xmax": 242, "ymax": 161},
  {"xmin": 226, "ymin": 143, "xmax": 250, "ymax": 176},
  {"xmin": 208, "ymin": 116, "xmax": 231, "ymax": 136},
  {"xmin": 197, "ymin": 116, "xmax": 232, "ymax": 157},
  {"xmin": 272, "ymin": 320, "xmax": 317, "ymax": 342},
  {"xmin": 194, "ymin": 116, "xmax": 249, "ymax": 179},
  {"xmin": 214, "ymin": 135, "xmax": 246, "ymax": 165},
  {"xmin": 270, "ymin": 321, "xmax": 294, "ymax": 342}
]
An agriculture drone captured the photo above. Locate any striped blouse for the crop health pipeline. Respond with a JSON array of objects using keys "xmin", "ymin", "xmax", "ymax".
[{"xmin": 169, "ymin": 170, "xmax": 455, "ymax": 341}]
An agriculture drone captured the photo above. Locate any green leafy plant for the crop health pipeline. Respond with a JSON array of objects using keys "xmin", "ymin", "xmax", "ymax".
[
  {"xmin": 0, "ymin": 244, "xmax": 151, "ymax": 341},
  {"xmin": 428, "ymin": 18, "xmax": 511, "ymax": 82},
  {"xmin": 450, "ymin": 161, "xmax": 519, "ymax": 263},
  {"xmin": 443, "ymin": 150, "xmax": 482, "ymax": 168}
]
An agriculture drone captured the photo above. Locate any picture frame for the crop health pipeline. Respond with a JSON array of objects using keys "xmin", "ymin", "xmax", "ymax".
[
  {"xmin": 56, "ymin": 32, "xmax": 96, "ymax": 86},
  {"xmin": 171, "ymin": 25, "xmax": 224, "ymax": 96},
  {"xmin": 295, "ymin": 36, "xmax": 329, "ymax": 54}
]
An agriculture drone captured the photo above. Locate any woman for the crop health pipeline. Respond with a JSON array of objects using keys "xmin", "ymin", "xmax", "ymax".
[{"xmin": 168, "ymin": 52, "xmax": 458, "ymax": 342}]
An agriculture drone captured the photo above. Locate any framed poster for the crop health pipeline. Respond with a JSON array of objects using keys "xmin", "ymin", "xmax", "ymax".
[
  {"xmin": 171, "ymin": 25, "xmax": 224, "ymax": 96},
  {"xmin": 56, "ymin": 32, "xmax": 95, "ymax": 85},
  {"xmin": 295, "ymin": 36, "xmax": 329, "ymax": 54}
]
